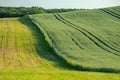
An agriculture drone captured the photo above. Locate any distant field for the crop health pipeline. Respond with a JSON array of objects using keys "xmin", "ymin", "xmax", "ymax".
[{"xmin": 30, "ymin": 6, "xmax": 120, "ymax": 72}]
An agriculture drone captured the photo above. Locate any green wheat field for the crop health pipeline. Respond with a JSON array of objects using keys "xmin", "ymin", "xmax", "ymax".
[{"xmin": 0, "ymin": 6, "xmax": 120, "ymax": 80}]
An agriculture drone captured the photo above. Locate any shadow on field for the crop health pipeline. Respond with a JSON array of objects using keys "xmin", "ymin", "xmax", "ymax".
[
  {"xmin": 18, "ymin": 16, "xmax": 76, "ymax": 70},
  {"xmin": 19, "ymin": 16, "xmax": 120, "ymax": 73}
]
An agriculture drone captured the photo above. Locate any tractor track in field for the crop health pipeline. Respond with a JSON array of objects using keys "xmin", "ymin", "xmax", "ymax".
[
  {"xmin": 6, "ymin": 21, "xmax": 16, "ymax": 68},
  {"xmin": 3, "ymin": 22, "xmax": 9, "ymax": 68},
  {"xmin": 32, "ymin": 29, "xmax": 57, "ymax": 70},
  {"xmin": 23, "ymin": 27, "xmax": 38, "ymax": 67},
  {"xmin": 14, "ymin": 24, "xmax": 22, "ymax": 68},
  {"xmin": 54, "ymin": 13, "xmax": 120, "ymax": 52},
  {"xmin": 54, "ymin": 13, "xmax": 120, "ymax": 56},
  {"xmin": 2, "ymin": 31, "xmax": 5, "ymax": 68},
  {"xmin": 0, "ymin": 32, "xmax": 3, "ymax": 68},
  {"xmin": 64, "ymin": 30, "xmax": 83, "ymax": 49},
  {"xmin": 21, "ymin": 24, "xmax": 38, "ymax": 68},
  {"xmin": 21, "ymin": 18, "xmax": 59, "ymax": 70},
  {"xmin": 101, "ymin": 9, "xmax": 120, "ymax": 19},
  {"xmin": 17, "ymin": 27, "xmax": 27, "ymax": 68},
  {"xmin": 8, "ymin": 22, "xmax": 16, "ymax": 68},
  {"xmin": 29, "ymin": 35, "xmax": 57, "ymax": 70},
  {"xmin": 0, "ymin": 20, "xmax": 5, "ymax": 68},
  {"xmin": 27, "ymin": 26, "xmax": 46, "ymax": 65},
  {"xmin": 28, "ymin": 34, "xmax": 47, "ymax": 67},
  {"xmin": 22, "ymin": 22, "xmax": 44, "ymax": 69},
  {"xmin": 23, "ymin": 24, "xmax": 52, "ymax": 70},
  {"xmin": 27, "ymin": 19, "xmax": 66, "ymax": 70},
  {"xmin": 71, "ymin": 38, "xmax": 83, "ymax": 49},
  {"xmin": 41, "ymin": 26, "xmax": 59, "ymax": 50},
  {"xmin": 23, "ymin": 33, "xmax": 37, "ymax": 68},
  {"xmin": 28, "ymin": 31, "xmax": 52, "ymax": 69}
]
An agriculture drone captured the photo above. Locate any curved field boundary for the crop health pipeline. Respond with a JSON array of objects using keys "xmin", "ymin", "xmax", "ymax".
[
  {"xmin": 25, "ymin": 16, "xmax": 78, "ymax": 71},
  {"xmin": 101, "ymin": 9, "xmax": 120, "ymax": 19},
  {"xmin": 53, "ymin": 13, "xmax": 120, "ymax": 73},
  {"xmin": 29, "ymin": 14, "xmax": 120, "ymax": 73},
  {"xmin": 0, "ymin": 17, "xmax": 76, "ymax": 70},
  {"xmin": 54, "ymin": 13, "xmax": 120, "ymax": 56},
  {"xmin": 19, "ymin": 17, "xmax": 57, "ymax": 71}
]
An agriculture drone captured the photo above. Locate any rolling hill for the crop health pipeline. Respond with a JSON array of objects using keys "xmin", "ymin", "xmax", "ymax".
[
  {"xmin": 30, "ymin": 6, "xmax": 120, "ymax": 72},
  {"xmin": 0, "ymin": 17, "xmax": 74, "ymax": 71},
  {"xmin": 0, "ymin": 6, "xmax": 120, "ymax": 80}
]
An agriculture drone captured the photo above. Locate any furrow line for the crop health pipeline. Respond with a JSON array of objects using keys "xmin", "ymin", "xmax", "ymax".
[
  {"xmin": 27, "ymin": 24, "xmax": 47, "ymax": 65},
  {"xmin": 101, "ymin": 9, "xmax": 120, "ymax": 19},
  {"xmin": 23, "ymin": 28, "xmax": 37, "ymax": 68},
  {"xmin": 20, "ymin": 24, "xmax": 36, "ymax": 69},
  {"xmin": 6, "ymin": 22, "xmax": 11, "ymax": 68},
  {"xmin": 40, "ymin": 26, "xmax": 59, "ymax": 50},
  {"xmin": 27, "ymin": 18, "xmax": 61, "ymax": 70},
  {"xmin": 27, "ymin": 25, "xmax": 57, "ymax": 71},
  {"xmin": 28, "ymin": 32, "xmax": 53, "ymax": 70},
  {"xmin": 56, "ymin": 13, "xmax": 120, "ymax": 52},
  {"xmin": 3, "ymin": 23, "xmax": 9, "ymax": 68},
  {"xmin": 54, "ymin": 13, "xmax": 120, "ymax": 56},
  {"xmin": 0, "ymin": 20, "xmax": 5, "ymax": 68},
  {"xmin": 14, "ymin": 24, "xmax": 22, "ymax": 68},
  {"xmin": 64, "ymin": 30, "xmax": 83, "ymax": 49},
  {"xmin": 24, "ymin": 25, "xmax": 48, "ymax": 71},
  {"xmin": 72, "ymin": 38, "xmax": 83, "ymax": 49},
  {"xmin": 0, "ymin": 31, "xmax": 3, "ymax": 68},
  {"xmin": 2, "ymin": 30, "xmax": 5, "ymax": 68},
  {"xmin": 28, "ymin": 34, "xmax": 46, "ymax": 67},
  {"xmin": 8, "ymin": 22, "xmax": 15, "ymax": 69}
]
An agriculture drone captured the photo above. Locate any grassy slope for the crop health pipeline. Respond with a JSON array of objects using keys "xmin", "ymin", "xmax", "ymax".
[
  {"xmin": 30, "ymin": 6, "xmax": 120, "ymax": 72},
  {"xmin": 0, "ymin": 17, "xmax": 120, "ymax": 80},
  {"xmin": 105, "ymin": 6, "xmax": 120, "ymax": 14},
  {"xmin": 0, "ymin": 17, "xmax": 75, "ymax": 71}
]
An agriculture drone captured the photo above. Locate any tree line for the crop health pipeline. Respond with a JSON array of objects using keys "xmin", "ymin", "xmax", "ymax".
[{"xmin": 0, "ymin": 7, "xmax": 78, "ymax": 18}]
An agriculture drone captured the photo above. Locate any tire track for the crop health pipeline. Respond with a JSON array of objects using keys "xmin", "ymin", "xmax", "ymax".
[
  {"xmin": 6, "ymin": 21, "xmax": 14, "ymax": 68},
  {"xmin": 28, "ymin": 16, "xmax": 71, "ymax": 70},
  {"xmin": 0, "ymin": 21, "xmax": 2, "ymax": 61},
  {"xmin": 28, "ymin": 33, "xmax": 45, "ymax": 68},
  {"xmin": 3, "ymin": 21, "xmax": 9, "ymax": 68},
  {"xmin": 55, "ymin": 13, "xmax": 119, "ymax": 52},
  {"xmin": 28, "ymin": 31, "xmax": 49, "ymax": 69},
  {"xmin": 0, "ymin": 31, "xmax": 3, "ymax": 68},
  {"xmin": 22, "ymin": 26, "xmax": 37, "ymax": 68},
  {"xmin": 23, "ymin": 33, "xmax": 36, "ymax": 68},
  {"xmin": 0, "ymin": 20, "xmax": 5, "ymax": 68},
  {"xmin": 71, "ymin": 38, "xmax": 83, "ymax": 49},
  {"xmin": 54, "ymin": 13, "xmax": 120, "ymax": 53},
  {"xmin": 40, "ymin": 26, "xmax": 59, "ymax": 50},
  {"xmin": 101, "ymin": 9, "xmax": 120, "ymax": 19},
  {"xmin": 7, "ymin": 21, "xmax": 15, "ymax": 69},
  {"xmin": 64, "ymin": 30, "xmax": 83, "ymax": 49},
  {"xmin": 27, "ymin": 24, "xmax": 58, "ymax": 71},
  {"xmin": 30, "ymin": 37, "xmax": 57, "ymax": 71},
  {"xmin": 1, "ymin": 30, "xmax": 5, "ymax": 68},
  {"xmin": 24, "ymin": 25, "xmax": 49, "ymax": 71},
  {"xmin": 54, "ymin": 13, "xmax": 120, "ymax": 56},
  {"xmin": 14, "ymin": 22, "xmax": 22, "ymax": 68}
]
